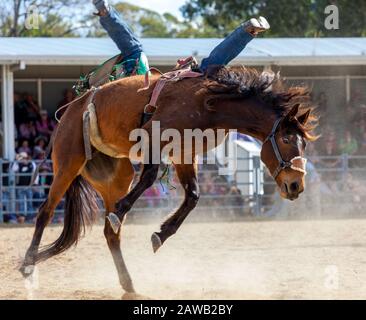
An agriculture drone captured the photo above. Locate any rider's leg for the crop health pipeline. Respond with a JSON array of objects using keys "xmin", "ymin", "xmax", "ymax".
[
  {"xmin": 93, "ymin": 0, "xmax": 149, "ymax": 75},
  {"xmin": 199, "ymin": 17, "xmax": 270, "ymax": 72},
  {"xmin": 93, "ymin": 0, "xmax": 143, "ymax": 58}
]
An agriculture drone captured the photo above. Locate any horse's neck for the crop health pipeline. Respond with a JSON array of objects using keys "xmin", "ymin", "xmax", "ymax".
[{"xmin": 211, "ymin": 99, "xmax": 276, "ymax": 142}]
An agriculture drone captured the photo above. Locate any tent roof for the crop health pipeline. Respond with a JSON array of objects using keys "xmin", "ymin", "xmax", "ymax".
[{"xmin": 0, "ymin": 37, "xmax": 365, "ymax": 66}]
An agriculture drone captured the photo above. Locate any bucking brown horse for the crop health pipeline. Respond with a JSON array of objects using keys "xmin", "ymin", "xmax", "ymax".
[{"xmin": 20, "ymin": 65, "xmax": 317, "ymax": 296}]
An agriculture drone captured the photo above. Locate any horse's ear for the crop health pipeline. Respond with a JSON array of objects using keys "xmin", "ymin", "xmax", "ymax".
[
  {"xmin": 298, "ymin": 109, "xmax": 311, "ymax": 125},
  {"xmin": 285, "ymin": 104, "xmax": 300, "ymax": 121}
]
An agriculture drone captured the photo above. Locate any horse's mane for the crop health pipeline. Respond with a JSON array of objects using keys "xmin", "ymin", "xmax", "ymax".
[{"xmin": 204, "ymin": 65, "xmax": 318, "ymax": 141}]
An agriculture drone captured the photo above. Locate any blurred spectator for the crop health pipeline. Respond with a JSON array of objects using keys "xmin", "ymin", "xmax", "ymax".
[
  {"xmin": 14, "ymin": 93, "xmax": 28, "ymax": 127},
  {"xmin": 213, "ymin": 175, "xmax": 229, "ymax": 195},
  {"xmin": 262, "ymin": 168, "xmax": 276, "ymax": 211},
  {"xmin": 344, "ymin": 173, "xmax": 366, "ymax": 213},
  {"xmin": 349, "ymin": 89, "xmax": 364, "ymax": 109},
  {"xmin": 1, "ymin": 161, "xmax": 16, "ymax": 223},
  {"xmin": 33, "ymin": 136, "xmax": 47, "ymax": 159},
  {"xmin": 345, "ymin": 104, "xmax": 356, "ymax": 126},
  {"xmin": 143, "ymin": 185, "xmax": 163, "ymax": 207},
  {"xmin": 58, "ymin": 89, "xmax": 75, "ymax": 108},
  {"xmin": 56, "ymin": 89, "xmax": 76, "ymax": 119},
  {"xmin": 36, "ymin": 110, "xmax": 55, "ymax": 139},
  {"xmin": 317, "ymin": 92, "xmax": 328, "ymax": 117},
  {"xmin": 12, "ymin": 152, "xmax": 36, "ymax": 221},
  {"xmin": 339, "ymin": 130, "xmax": 358, "ymax": 155},
  {"xmin": 23, "ymin": 93, "xmax": 40, "ymax": 122},
  {"xmin": 32, "ymin": 165, "xmax": 52, "ymax": 222},
  {"xmin": 17, "ymin": 215, "xmax": 26, "ymax": 224},
  {"xmin": 321, "ymin": 135, "xmax": 339, "ymax": 157},
  {"xmin": 0, "ymin": 120, "xmax": 2, "ymax": 157},
  {"xmin": 358, "ymin": 131, "xmax": 366, "ymax": 154},
  {"xmin": 13, "ymin": 91, "xmax": 60, "ymax": 162},
  {"xmin": 317, "ymin": 136, "xmax": 340, "ymax": 185},
  {"xmin": 17, "ymin": 139, "xmax": 32, "ymax": 155},
  {"xmin": 354, "ymin": 118, "xmax": 366, "ymax": 142},
  {"xmin": 19, "ymin": 120, "xmax": 37, "ymax": 142},
  {"xmin": 227, "ymin": 183, "xmax": 245, "ymax": 216},
  {"xmin": 306, "ymin": 142, "xmax": 320, "ymax": 166},
  {"xmin": 200, "ymin": 172, "xmax": 215, "ymax": 195}
]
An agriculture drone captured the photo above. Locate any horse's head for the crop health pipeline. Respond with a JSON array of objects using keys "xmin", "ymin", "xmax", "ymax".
[
  {"xmin": 204, "ymin": 65, "xmax": 318, "ymax": 200},
  {"xmin": 260, "ymin": 104, "xmax": 315, "ymax": 200}
]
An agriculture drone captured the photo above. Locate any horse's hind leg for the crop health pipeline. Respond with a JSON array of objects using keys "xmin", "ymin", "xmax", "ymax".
[
  {"xmin": 21, "ymin": 115, "xmax": 87, "ymax": 277},
  {"xmin": 20, "ymin": 158, "xmax": 85, "ymax": 276},
  {"xmin": 83, "ymin": 155, "xmax": 135, "ymax": 294}
]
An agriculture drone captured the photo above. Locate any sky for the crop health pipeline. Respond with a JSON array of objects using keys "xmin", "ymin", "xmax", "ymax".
[{"xmin": 120, "ymin": 0, "xmax": 187, "ymax": 18}]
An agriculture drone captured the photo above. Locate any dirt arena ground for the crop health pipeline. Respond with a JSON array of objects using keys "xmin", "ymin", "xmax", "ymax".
[{"xmin": 2, "ymin": 218, "xmax": 366, "ymax": 300}]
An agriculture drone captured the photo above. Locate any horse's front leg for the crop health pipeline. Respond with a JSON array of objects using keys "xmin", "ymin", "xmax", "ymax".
[
  {"xmin": 108, "ymin": 163, "xmax": 160, "ymax": 233},
  {"xmin": 152, "ymin": 162, "xmax": 199, "ymax": 252}
]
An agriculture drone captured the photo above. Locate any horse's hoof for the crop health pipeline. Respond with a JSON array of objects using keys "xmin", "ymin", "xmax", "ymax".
[
  {"xmin": 19, "ymin": 264, "xmax": 35, "ymax": 278},
  {"xmin": 107, "ymin": 212, "xmax": 121, "ymax": 234},
  {"xmin": 151, "ymin": 232, "xmax": 162, "ymax": 253}
]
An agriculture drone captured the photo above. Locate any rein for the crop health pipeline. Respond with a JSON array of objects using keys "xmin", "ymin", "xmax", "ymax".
[
  {"xmin": 54, "ymin": 89, "xmax": 91, "ymax": 123},
  {"xmin": 263, "ymin": 118, "xmax": 307, "ymax": 179}
]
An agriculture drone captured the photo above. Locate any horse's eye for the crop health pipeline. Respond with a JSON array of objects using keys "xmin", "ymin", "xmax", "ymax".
[{"xmin": 282, "ymin": 137, "xmax": 290, "ymax": 144}]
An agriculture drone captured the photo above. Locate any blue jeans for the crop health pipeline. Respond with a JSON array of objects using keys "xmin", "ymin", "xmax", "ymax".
[
  {"xmin": 100, "ymin": 7, "xmax": 143, "ymax": 58},
  {"xmin": 100, "ymin": 7, "xmax": 148, "ymax": 74},
  {"xmin": 100, "ymin": 7, "xmax": 254, "ymax": 72},
  {"xmin": 1, "ymin": 190, "xmax": 16, "ymax": 222},
  {"xmin": 16, "ymin": 188, "xmax": 33, "ymax": 216},
  {"xmin": 199, "ymin": 26, "xmax": 254, "ymax": 72}
]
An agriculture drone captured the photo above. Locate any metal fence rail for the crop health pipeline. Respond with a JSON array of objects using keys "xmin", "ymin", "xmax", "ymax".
[{"xmin": 1, "ymin": 155, "xmax": 366, "ymax": 223}]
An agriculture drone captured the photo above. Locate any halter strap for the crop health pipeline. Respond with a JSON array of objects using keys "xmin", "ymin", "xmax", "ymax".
[{"xmin": 263, "ymin": 117, "xmax": 307, "ymax": 179}]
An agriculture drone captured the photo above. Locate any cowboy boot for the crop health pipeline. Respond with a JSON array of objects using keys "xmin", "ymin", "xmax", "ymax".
[
  {"xmin": 92, "ymin": 0, "xmax": 110, "ymax": 16},
  {"xmin": 244, "ymin": 16, "xmax": 270, "ymax": 36}
]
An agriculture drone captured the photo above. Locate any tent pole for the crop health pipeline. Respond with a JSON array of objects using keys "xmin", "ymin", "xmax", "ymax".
[{"xmin": 1, "ymin": 65, "xmax": 15, "ymax": 160}]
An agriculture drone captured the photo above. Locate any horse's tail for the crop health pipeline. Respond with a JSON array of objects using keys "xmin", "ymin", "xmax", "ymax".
[{"xmin": 36, "ymin": 176, "xmax": 99, "ymax": 263}]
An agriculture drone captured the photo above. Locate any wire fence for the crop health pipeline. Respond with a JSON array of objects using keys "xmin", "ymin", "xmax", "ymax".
[{"xmin": 1, "ymin": 154, "xmax": 366, "ymax": 223}]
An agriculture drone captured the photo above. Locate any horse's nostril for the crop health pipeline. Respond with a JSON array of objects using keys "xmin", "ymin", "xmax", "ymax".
[{"xmin": 290, "ymin": 182, "xmax": 299, "ymax": 193}]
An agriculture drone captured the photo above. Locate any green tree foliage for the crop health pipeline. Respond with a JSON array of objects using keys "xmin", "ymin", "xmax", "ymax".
[
  {"xmin": 20, "ymin": 14, "xmax": 75, "ymax": 37},
  {"xmin": 0, "ymin": 0, "xmax": 89, "ymax": 37},
  {"xmin": 2, "ymin": 0, "xmax": 361, "ymax": 38},
  {"xmin": 181, "ymin": 0, "xmax": 366, "ymax": 37},
  {"xmin": 115, "ymin": 2, "xmax": 170, "ymax": 37},
  {"xmin": 109, "ymin": 2, "xmax": 216, "ymax": 38}
]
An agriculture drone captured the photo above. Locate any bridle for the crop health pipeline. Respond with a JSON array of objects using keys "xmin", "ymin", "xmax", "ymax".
[{"xmin": 263, "ymin": 118, "xmax": 307, "ymax": 180}]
